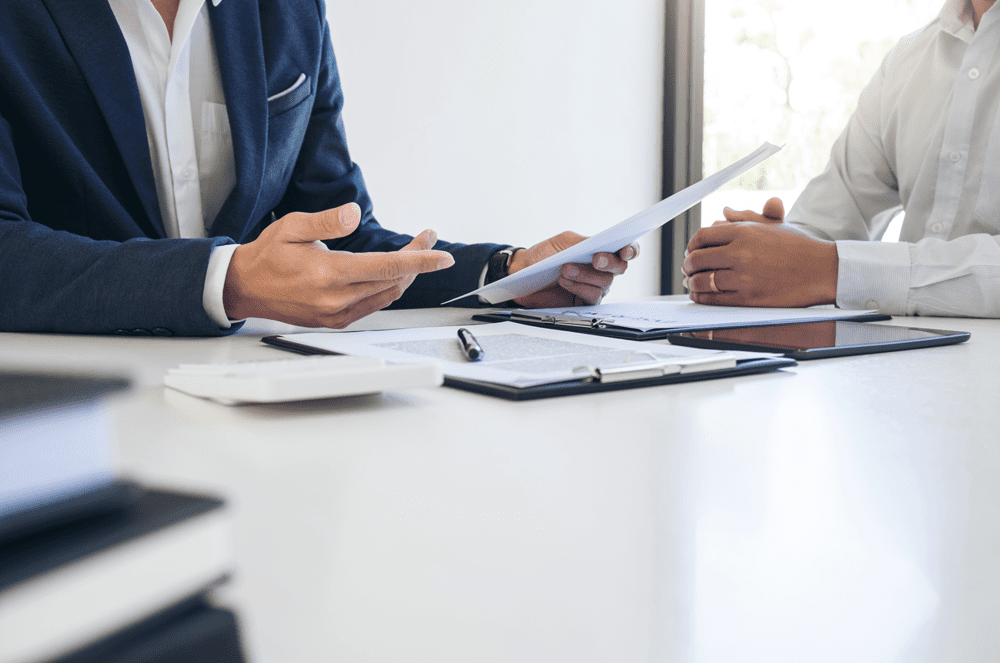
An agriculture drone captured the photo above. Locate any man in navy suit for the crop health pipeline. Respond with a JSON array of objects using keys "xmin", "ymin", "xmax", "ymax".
[{"xmin": 0, "ymin": 0, "xmax": 637, "ymax": 336}]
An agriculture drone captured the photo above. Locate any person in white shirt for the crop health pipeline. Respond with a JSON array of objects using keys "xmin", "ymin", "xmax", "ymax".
[{"xmin": 683, "ymin": 0, "xmax": 1000, "ymax": 318}]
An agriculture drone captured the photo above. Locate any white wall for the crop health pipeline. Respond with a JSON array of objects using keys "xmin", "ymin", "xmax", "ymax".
[{"xmin": 325, "ymin": 1, "xmax": 665, "ymax": 302}]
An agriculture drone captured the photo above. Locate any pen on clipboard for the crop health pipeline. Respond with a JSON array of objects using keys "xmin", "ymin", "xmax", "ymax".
[{"xmin": 457, "ymin": 328, "xmax": 484, "ymax": 361}]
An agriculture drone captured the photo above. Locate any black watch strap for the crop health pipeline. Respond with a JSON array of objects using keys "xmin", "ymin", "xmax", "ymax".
[{"xmin": 484, "ymin": 247, "xmax": 524, "ymax": 285}]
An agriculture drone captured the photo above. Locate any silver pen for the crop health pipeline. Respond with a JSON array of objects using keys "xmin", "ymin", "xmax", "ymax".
[{"xmin": 457, "ymin": 327, "xmax": 484, "ymax": 361}]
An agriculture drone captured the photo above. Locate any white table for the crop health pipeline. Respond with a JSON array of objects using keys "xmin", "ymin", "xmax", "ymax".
[{"xmin": 3, "ymin": 305, "xmax": 998, "ymax": 663}]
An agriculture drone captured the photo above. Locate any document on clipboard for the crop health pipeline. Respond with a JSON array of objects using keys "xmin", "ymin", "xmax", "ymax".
[
  {"xmin": 473, "ymin": 301, "xmax": 891, "ymax": 341},
  {"xmin": 262, "ymin": 323, "xmax": 796, "ymax": 401}
]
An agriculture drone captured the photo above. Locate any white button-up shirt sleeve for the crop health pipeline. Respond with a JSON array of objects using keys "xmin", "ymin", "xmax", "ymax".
[{"xmin": 785, "ymin": 0, "xmax": 1000, "ymax": 318}]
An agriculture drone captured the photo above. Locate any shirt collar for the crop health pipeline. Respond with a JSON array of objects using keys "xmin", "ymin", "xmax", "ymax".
[{"xmin": 938, "ymin": 0, "xmax": 978, "ymax": 42}]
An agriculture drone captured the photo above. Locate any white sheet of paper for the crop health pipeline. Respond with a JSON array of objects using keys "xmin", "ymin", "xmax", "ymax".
[
  {"xmin": 276, "ymin": 323, "xmax": 763, "ymax": 389},
  {"xmin": 443, "ymin": 142, "xmax": 783, "ymax": 305},
  {"xmin": 517, "ymin": 300, "xmax": 881, "ymax": 332}
]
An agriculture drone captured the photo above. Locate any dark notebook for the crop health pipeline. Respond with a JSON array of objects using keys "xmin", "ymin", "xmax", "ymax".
[
  {"xmin": 0, "ymin": 480, "xmax": 143, "ymax": 546},
  {"xmin": 1, "ymin": 489, "xmax": 231, "ymax": 663},
  {"xmin": 0, "ymin": 488, "xmax": 224, "ymax": 592},
  {"xmin": 1, "ymin": 371, "xmax": 133, "ymax": 541},
  {"xmin": 0, "ymin": 372, "xmax": 130, "ymax": 419},
  {"xmin": 50, "ymin": 596, "xmax": 246, "ymax": 663}
]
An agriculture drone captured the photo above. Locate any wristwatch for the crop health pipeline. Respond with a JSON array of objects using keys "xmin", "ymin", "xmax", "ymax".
[{"xmin": 484, "ymin": 247, "xmax": 523, "ymax": 285}]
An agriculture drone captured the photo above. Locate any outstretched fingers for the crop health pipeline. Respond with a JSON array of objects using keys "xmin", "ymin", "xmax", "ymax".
[
  {"xmin": 278, "ymin": 203, "xmax": 363, "ymax": 243},
  {"xmin": 333, "ymin": 248, "xmax": 454, "ymax": 282},
  {"xmin": 401, "ymin": 229, "xmax": 438, "ymax": 252},
  {"xmin": 225, "ymin": 206, "xmax": 458, "ymax": 328},
  {"xmin": 319, "ymin": 284, "xmax": 409, "ymax": 329}
]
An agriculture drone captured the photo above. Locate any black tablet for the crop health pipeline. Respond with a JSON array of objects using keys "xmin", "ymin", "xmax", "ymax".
[{"xmin": 666, "ymin": 320, "xmax": 970, "ymax": 359}]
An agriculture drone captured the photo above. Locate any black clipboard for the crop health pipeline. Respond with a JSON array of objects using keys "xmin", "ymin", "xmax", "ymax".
[
  {"xmin": 262, "ymin": 335, "xmax": 797, "ymax": 402},
  {"xmin": 472, "ymin": 309, "xmax": 892, "ymax": 341},
  {"xmin": 442, "ymin": 356, "xmax": 797, "ymax": 401}
]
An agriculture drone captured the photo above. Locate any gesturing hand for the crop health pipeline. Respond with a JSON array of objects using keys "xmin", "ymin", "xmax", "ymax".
[
  {"xmin": 223, "ymin": 203, "xmax": 455, "ymax": 328},
  {"xmin": 509, "ymin": 231, "xmax": 639, "ymax": 308}
]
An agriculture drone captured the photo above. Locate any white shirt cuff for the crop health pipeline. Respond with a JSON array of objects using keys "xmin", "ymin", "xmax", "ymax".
[
  {"xmin": 477, "ymin": 261, "xmax": 491, "ymax": 305},
  {"xmin": 202, "ymin": 243, "xmax": 241, "ymax": 329},
  {"xmin": 834, "ymin": 240, "xmax": 911, "ymax": 314}
]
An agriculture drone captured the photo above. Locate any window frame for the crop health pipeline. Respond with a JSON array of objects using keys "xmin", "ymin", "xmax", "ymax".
[{"xmin": 660, "ymin": 0, "xmax": 705, "ymax": 294}]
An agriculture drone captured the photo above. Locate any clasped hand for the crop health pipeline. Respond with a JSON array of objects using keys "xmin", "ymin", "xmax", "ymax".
[
  {"xmin": 682, "ymin": 197, "xmax": 839, "ymax": 308},
  {"xmin": 222, "ymin": 203, "xmax": 638, "ymax": 328}
]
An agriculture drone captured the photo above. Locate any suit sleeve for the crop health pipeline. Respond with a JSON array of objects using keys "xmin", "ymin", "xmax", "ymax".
[
  {"xmin": 0, "ymin": 113, "xmax": 240, "ymax": 336},
  {"xmin": 272, "ymin": 5, "xmax": 504, "ymax": 308}
]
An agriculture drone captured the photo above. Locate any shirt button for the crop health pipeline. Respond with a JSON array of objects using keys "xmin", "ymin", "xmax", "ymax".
[
  {"xmin": 969, "ymin": 67, "xmax": 980, "ymax": 79},
  {"xmin": 865, "ymin": 300, "xmax": 880, "ymax": 310},
  {"xmin": 181, "ymin": 168, "xmax": 193, "ymax": 180},
  {"xmin": 949, "ymin": 151, "xmax": 962, "ymax": 163},
  {"xmin": 931, "ymin": 222, "xmax": 944, "ymax": 233}
]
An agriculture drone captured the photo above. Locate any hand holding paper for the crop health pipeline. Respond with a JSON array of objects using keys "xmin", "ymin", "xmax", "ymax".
[
  {"xmin": 507, "ymin": 232, "xmax": 639, "ymax": 309},
  {"xmin": 443, "ymin": 142, "xmax": 783, "ymax": 305}
]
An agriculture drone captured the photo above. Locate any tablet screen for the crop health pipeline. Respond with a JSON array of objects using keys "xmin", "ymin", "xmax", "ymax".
[{"xmin": 678, "ymin": 321, "xmax": 954, "ymax": 352}]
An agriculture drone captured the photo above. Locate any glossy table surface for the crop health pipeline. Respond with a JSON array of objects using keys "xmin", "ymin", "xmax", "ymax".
[{"xmin": 3, "ymin": 303, "xmax": 998, "ymax": 662}]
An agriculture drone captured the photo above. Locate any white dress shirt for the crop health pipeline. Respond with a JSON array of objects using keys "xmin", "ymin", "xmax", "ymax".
[
  {"xmin": 786, "ymin": 0, "xmax": 1000, "ymax": 316},
  {"xmin": 108, "ymin": 0, "xmax": 237, "ymax": 327}
]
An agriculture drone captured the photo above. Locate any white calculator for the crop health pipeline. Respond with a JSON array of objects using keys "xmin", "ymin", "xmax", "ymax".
[{"xmin": 165, "ymin": 355, "xmax": 442, "ymax": 403}]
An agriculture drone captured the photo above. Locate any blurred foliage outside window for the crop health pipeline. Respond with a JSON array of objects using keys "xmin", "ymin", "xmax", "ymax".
[{"xmin": 701, "ymin": 0, "xmax": 944, "ymax": 239}]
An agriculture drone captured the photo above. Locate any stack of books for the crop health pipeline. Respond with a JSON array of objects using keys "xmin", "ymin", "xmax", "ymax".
[{"xmin": 0, "ymin": 372, "xmax": 247, "ymax": 663}]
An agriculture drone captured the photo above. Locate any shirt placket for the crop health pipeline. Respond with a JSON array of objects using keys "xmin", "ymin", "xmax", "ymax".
[
  {"xmin": 974, "ymin": 20, "xmax": 1000, "ymax": 225},
  {"xmin": 133, "ymin": 0, "xmax": 179, "ymax": 237},
  {"xmin": 926, "ymin": 11, "xmax": 1000, "ymax": 238},
  {"xmin": 164, "ymin": 25, "xmax": 205, "ymax": 238}
]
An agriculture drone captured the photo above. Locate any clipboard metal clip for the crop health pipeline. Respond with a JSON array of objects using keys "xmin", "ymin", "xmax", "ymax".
[
  {"xmin": 576, "ymin": 360, "xmax": 682, "ymax": 384},
  {"xmin": 510, "ymin": 311, "xmax": 616, "ymax": 329},
  {"xmin": 575, "ymin": 355, "xmax": 739, "ymax": 384}
]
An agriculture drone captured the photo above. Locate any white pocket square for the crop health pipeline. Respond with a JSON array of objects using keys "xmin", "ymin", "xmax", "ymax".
[{"xmin": 268, "ymin": 73, "xmax": 307, "ymax": 102}]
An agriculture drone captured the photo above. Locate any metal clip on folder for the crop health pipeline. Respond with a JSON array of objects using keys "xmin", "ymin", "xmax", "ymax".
[
  {"xmin": 510, "ymin": 311, "xmax": 616, "ymax": 329},
  {"xmin": 579, "ymin": 355, "xmax": 739, "ymax": 384}
]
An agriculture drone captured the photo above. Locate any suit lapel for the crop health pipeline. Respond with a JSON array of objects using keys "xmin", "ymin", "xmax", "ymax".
[
  {"xmin": 41, "ymin": 0, "xmax": 166, "ymax": 238},
  {"xmin": 206, "ymin": 0, "xmax": 268, "ymax": 241}
]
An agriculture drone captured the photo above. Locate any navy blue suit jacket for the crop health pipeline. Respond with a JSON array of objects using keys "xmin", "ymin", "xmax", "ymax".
[{"xmin": 0, "ymin": 0, "xmax": 502, "ymax": 336}]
